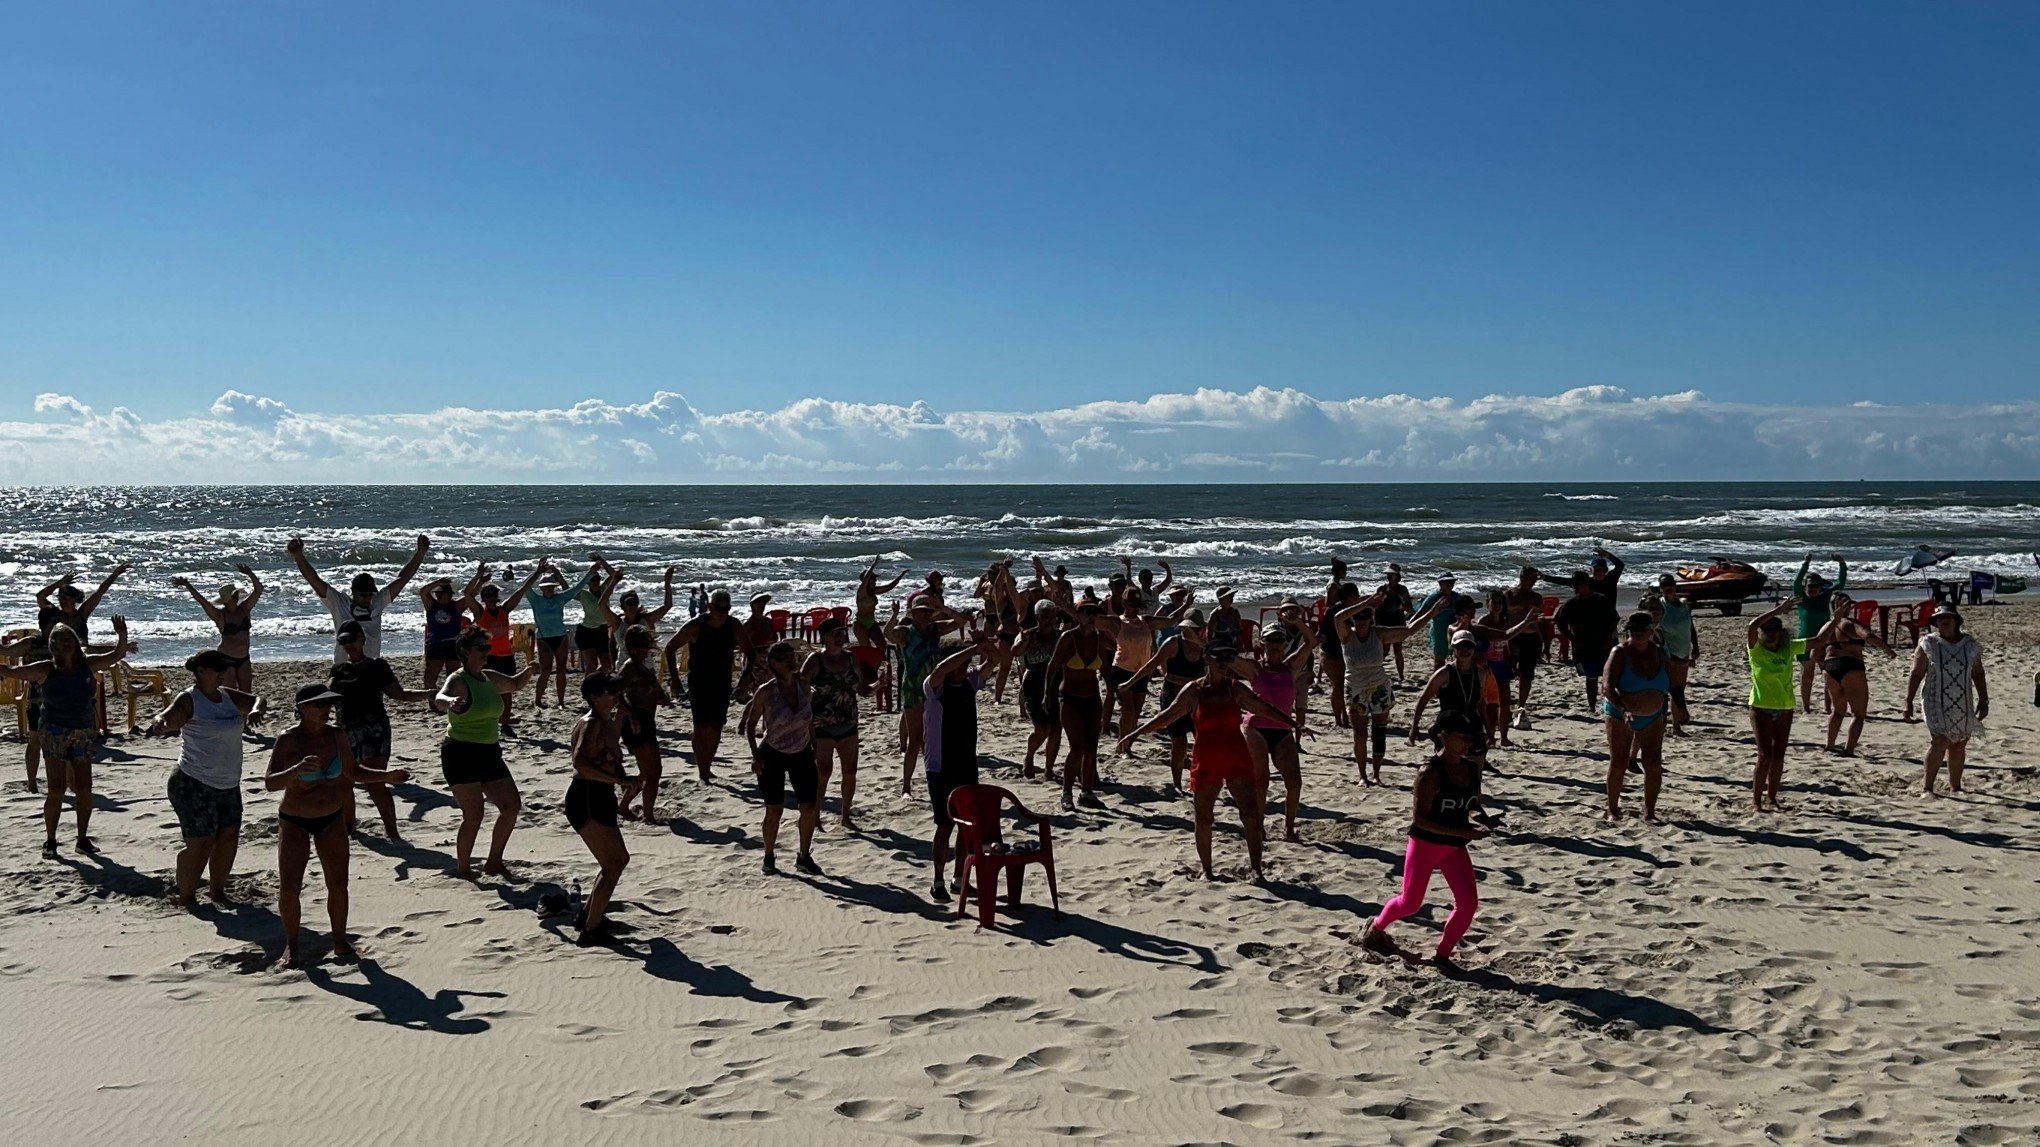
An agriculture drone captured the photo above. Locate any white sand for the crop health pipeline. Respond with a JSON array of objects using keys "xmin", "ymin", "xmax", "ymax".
[{"xmin": 3, "ymin": 604, "xmax": 2038, "ymax": 1145}]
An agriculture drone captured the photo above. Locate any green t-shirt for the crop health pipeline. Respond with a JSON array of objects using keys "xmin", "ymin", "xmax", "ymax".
[{"xmin": 1747, "ymin": 638, "xmax": 1806, "ymax": 710}]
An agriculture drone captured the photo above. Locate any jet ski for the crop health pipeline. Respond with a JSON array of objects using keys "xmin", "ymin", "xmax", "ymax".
[{"xmin": 1674, "ymin": 559, "xmax": 1769, "ymax": 613}]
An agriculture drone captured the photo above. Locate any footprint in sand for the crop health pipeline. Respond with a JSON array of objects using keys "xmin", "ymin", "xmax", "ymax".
[
  {"xmin": 1219, "ymin": 1102, "xmax": 1285, "ymax": 1129},
  {"xmin": 835, "ymin": 1098, "xmax": 921, "ymax": 1122}
]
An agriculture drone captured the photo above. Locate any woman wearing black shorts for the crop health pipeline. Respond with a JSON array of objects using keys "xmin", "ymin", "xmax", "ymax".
[
  {"xmin": 614, "ymin": 625, "xmax": 670, "ymax": 824},
  {"xmin": 432, "ymin": 628, "xmax": 538, "ymax": 878},
  {"xmin": 740, "ymin": 642, "xmax": 822, "ymax": 876},
  {"xmin": 565, "ymin": 671, "xmax": 631, "ymax": 944},
  {"xmin": 1125, "ymin": 609, "xmax": 1210, "ymax": 796},
  {"xmin": 1013, "ymin": 600, "xmax": 1064, "ymax": 780}
]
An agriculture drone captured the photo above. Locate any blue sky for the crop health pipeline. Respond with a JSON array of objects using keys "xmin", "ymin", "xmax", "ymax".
[{"xmin": 2, "ymin": 1, "xmax": 2037, "ymax": 423}]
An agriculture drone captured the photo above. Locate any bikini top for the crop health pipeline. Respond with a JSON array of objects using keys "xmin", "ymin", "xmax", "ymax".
[
  {"xmin": 298, "ymin": 754, "xmax": 343, "ymax": 782},
  {"xmin": 221, "ymin": 615, "xmax": 252, "ymax": 637},
  {"xmin": 1617, "ymin": 651, "xmax": 1670, "ymax": 694},
  {"xmin": 1065, "ymin": 635, "xmax": 1104, "ymax": 671}
]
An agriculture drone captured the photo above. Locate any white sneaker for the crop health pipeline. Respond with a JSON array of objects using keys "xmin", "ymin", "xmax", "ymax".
[{"xmin": 1513, "ymin": 711, "xmax": 1532, "ymax": 731}]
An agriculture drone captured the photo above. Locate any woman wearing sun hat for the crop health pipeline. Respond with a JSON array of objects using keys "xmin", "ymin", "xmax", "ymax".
[
  {"xmin": 146, "ymin": 649, "xmax": 265, "ymax": 908},
  {"xmin": 265, "ymin": 681, "xmax": 410, "ymax": 968},
  {"xmin": 1904, "ymin": 604, "xmax": 1989, "ymax": 796},
  {"xmin": 171, "ymin": 565, "xmax": 264, "ymax": 693}
]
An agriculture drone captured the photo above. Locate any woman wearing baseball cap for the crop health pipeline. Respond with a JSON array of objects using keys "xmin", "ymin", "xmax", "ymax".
[{"xmin": 264, "ymin": 681, "xmax": 410, "ymax": 968}]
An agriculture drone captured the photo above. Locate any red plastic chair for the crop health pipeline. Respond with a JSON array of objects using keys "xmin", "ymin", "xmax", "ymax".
[
  {"xmin": 1238, "ymin": 618, "xmax": 1258, "ymax": 645},
  {"xmin": 1540, "ymin": 597, "xmax": 1565, "ymax": 662},
  {"xmin": 1850, "ymin": 599, "xmax": 1879, "ymax": 632},
  {"xmin": 1895, "ymin": 600, "xmax": 1935, "ymax": 646},
  {"xmin": 802, "ymin": 607, "xmax": 831, "ymax": 639},
  {"xmin": 830, "ymin": 605, "xmax": 852, "ymax": 625},
  {"xmin": 948, "ymin": 784, "xmax": 1059, "ymax": 929},
  {"xmin": 766, "ymin": 609, "xmax": 791, "ymax": 638}
]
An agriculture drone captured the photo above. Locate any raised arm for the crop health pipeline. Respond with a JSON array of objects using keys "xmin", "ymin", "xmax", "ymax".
[
  {"xmin": 384, "ymin": 535, "xmax": 431, "ymax": 599},
  {"xmin": 502, "ymin": 560, "xmax": 546, "ymax": 612},
  {"xmin": 237, "ymin": 565, "xmax": 265, "ymax": 610},
  {"xmin": 285, "ymin": 538, "xmax": 332, "ymax": 599},
  {"xmin": 171, "ymin": 577, "xmax": 226, "ymax": 623},
  {"xmin": 83, "ymin": 617, "xmax": 131, "ymax": 670},
  {"xmin": 1748, "ymin": 597, "xmax": 1799, "ymax": 645},
  {"xmin": 1152, "ymin": 560, "xmax": 1174, "ymax": 596},
  {"xmin": 81, "ymin": 562, "xmax": 133, "ymax": 614},
  {"xmin": 36, "ymin": 572, "xmax": 73, "ymax": 611}
]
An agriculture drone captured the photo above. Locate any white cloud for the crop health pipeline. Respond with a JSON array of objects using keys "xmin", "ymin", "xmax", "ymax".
[{"xmin": 0, "ymin": 385, "xmax": 2034, "ymax": 483}]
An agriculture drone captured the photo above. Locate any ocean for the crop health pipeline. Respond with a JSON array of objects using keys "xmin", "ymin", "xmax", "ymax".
[{"xmin": 3, "ymin": 483, "xmax": 2035, "ymax": 664}]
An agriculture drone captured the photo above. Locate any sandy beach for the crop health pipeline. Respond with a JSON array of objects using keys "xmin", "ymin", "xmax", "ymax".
[{"xmin": 3, "ymin": 601, "xmax": 2037, "ymax": 1145}]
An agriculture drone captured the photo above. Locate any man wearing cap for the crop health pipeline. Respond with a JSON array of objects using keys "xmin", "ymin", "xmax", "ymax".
[
  {"xmin": 288, "ymin": 534, "xmax": 430, "ymax": 665},
  {"xmin": 1413, "ymin": 574, "xmax": 1471, "ymax": 671},
  {"xmin": 1792, "ymin": 552, "xmax": 1848, "ymax": 714},
  {"xmin": 1407, "ymin": 628, "xmax": 1493, "ymax": 762}
]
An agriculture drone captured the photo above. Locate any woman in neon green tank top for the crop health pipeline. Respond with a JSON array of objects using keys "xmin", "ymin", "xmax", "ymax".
[{"xmin": 434, "ymin": 628, "xmax": 539, "ymax": 877}]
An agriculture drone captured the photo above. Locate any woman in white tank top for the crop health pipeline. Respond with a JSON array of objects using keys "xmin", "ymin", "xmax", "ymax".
[{"xmin": 146, "ymin": 650, "xmax": 264, "ymax": 909}]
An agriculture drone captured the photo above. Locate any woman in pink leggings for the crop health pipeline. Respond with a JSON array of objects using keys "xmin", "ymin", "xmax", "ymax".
[{"xmin": 1361, "ymin": 712, "xmax": 1491, "ymax": 964}]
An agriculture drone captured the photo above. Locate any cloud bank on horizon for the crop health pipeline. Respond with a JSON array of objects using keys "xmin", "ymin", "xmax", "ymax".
[{"xmin": 7, "ymin": 387, "xmax": 2036, "ymax": 484}]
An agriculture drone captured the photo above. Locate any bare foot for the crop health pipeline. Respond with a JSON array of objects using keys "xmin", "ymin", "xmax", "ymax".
[
  {"xmin": 482, "ymin": 860, "xmax": 512, "ymax": 878},
  {"xmin": 453, "ymin": 865, "xmax": 478, "ymax": 881},
  {"xmin": 272, "ymin": 950, "xmax": 301, "ymax": 972},
  {"xmin": 331, "ymin": 938, "xmax": 359, "ymax": 963},
  {"xmin": 1604, "ymin": 808, "xmax": 1622, "ymax": 822},
  {"xmin": 1284, "ymin": 828, "xmax": 1300, "ymax": 843},
  {"xmin": 207, "ymin": 886, "xmax": 235, "ymax": 907}
]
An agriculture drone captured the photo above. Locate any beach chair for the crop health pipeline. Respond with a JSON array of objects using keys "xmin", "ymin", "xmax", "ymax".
[
  {"xmin": 1239, "ymin": 618, "xmax": 1258, "ymax": 646},
  {"xmin": 802, "ymin": 607, "xmax": 831, "ymax": 639},
  {"xmin": 111, "ymin": 662, "xmax": 172, "ymax": 733},
  {"xmin": 1895, "ymin": 600, "xmax": 1935, "ymax": 647},
  {"xmin": 948, "ymin": 783, "xmax": 1059, "ymax": 929},
  {"xmin": 767, "ymin": 609, "xmax": 791, "ymax": 638},
  {"xmin": 510, "ymin": 623, "xmax": 534, "ymax": 658},
  {"xmin": 830, "ymin": 606, "xmax": 851, "ymax": 626}
]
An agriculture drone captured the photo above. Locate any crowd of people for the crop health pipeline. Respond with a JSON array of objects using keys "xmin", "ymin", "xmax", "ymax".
[{"xmin": 0, "ymin": 541, "xmax": 1994, "ymax": 967}]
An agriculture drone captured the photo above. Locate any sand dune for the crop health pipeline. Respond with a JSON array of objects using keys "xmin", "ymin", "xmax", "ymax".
[{"xmin": 3, "ymin": 604, "xmax": 2037, "ymax": 1144}]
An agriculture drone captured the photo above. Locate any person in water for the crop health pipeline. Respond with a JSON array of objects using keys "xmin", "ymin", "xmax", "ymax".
[
  {"xmin": 328, "ymin": 620, "xmax": 432, "ymax": 838},
  {"xmin": 1602, "ymin": 612, "xmax": 1671, "ymax": 822},
  {"xmin": 802, "ymin": 618, "xmax": 869, "ymax": 830},
  {"xmin": 1745, "ymin": 598, "xmax": 1805, "ymax": 813},
  {"xmin": 1793, "ymin": 553, "xmax": 1848, "ymax": 715},
  {"xmin": 265, "ymin": 683, "xmax": 410, "ymax": 968},
  {"xmin": 1, "ymin": 616, "xmax": 131, "ymax": 858},
  {"xmin": 740, "ymin": 641, "xmax": 824, "ymax": 876},
  {"xmin": 1810, "ymin": 591, "xmax": 1895, "ymax": 757},
  {"xmin": 1241, "ymin": 623, "xmax": 1318, "ymax": 842},
  {"xmin": 565, "ymin": 671, "xmax": 632, "ymax": 944},
  {"xmin": 287, "ymin": 534, "xmax": 429, "ymax": 664},
  {"xmin": 1360, "ymin": 712, "xmax": 1494, "ymax": 966},
  {"xmin": 145, "ymin": 649, "xmax": 264, "ymax": 908},
  {"xmin": 433, "ymin": 628, "xmax": 539, "ymax": 877},
  {"xmin": 1904, "ymin": 605, "xmax": 1989, "ymax": 797},
  {"xmin": 170, "ymin": 564, "xmax": 263, "ymax": 693},
  {"xmin": 666, "ymin": 589, "xmax": 751, "ymax": 782},
  {"xmin": 1116, "ymin": 645, "xmax": 1295, "ymax": 882}
]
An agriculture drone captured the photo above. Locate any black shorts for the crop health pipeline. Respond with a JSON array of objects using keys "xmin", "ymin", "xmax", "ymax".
[
  {"xmin": 564, "ymin": 777, "xmax": 618, "ymax": 831},
  {"xmin": 1021, "ymin": 671, "xmax": 1060, "ymax": 730},
  {"xmin": 929, "ymin": 757, "xmax": 981, "ymax": 828},
  {"xmin": 345, "ymin": 720, "xmax": 393, "ymax": 764},
  {"xmin": 1574, "ymin": 643, "xmax": 1610, "ymax": 679},
  {"xmin": 1105, "ymin": 665, "xmax": 1148, "ymax": 697},
  {"xmin": 218, "ymin": 653, "xmax": 249, "ymax": 669},
  {"xmin": 168, "ymin": 769, "xmax": 242, "ymax": 838},
  {"xmin": 1508, "ymin": 633, "xmax": 1541, "ymax": 678},
  {"xmin": 1320, "ymin": 639, "xmax": 1344, "ymax": 666},
  {"xmin": 756, "ymin": 744, "xmax": 818, "ymax": 808},
  {"xmin": 536, "ymin": 634, "xmax": 567, "ymax": 656},
  {"xmin": 621, "ymin": 705, "xmax": 659, "ymax": 751},
  {"xmin": 574, "ymin": 624, "xmax": 609, "ymax": 652},
  {"xmin": 425, "ymin": 639, "xmax": 460, "ymax": 662},
  {"xmin": 690, "ymin": 676, "xmax": 732, "ymax": 728},
  {"xmin": 485, "ymin": 654, "xmax": 518, "ymax": 676},
  {"xmin": 440, "ymin": 739, "xmax": 512, "ymax": 787},
  {"xmin": 1250, "ymin": 725, "xmax": 1292, "ymax": 753}
]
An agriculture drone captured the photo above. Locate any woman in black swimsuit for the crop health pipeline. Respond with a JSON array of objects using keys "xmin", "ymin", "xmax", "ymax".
[
  {"xmin": 1050, "ymin": 601, "xmax": 1111, "ymax": 810},
  {"xmin": 803, "ymin": 618, "xmax": 868, "ymax": 830},
  {"xmin": 1012, "ymin": 600, "xmax": 1065, "ymax": 780},
  {"xmin": 265, "ymin": 683, "xmax": 409, "ymax": 969},
  {"xmin": 614, "ymin": 626, "xmax": 670, "ymax": 824},
  {"xmin": 566, "ymin": 671, "xmax": 631, "ymax": 944},
  {"xmin": 172, "ymin": 564, "xmax": 263, "ymax": 693},
  {"xmin": 1812, "ymin": 592, "xmax": 1895, "ymax": 756}
]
